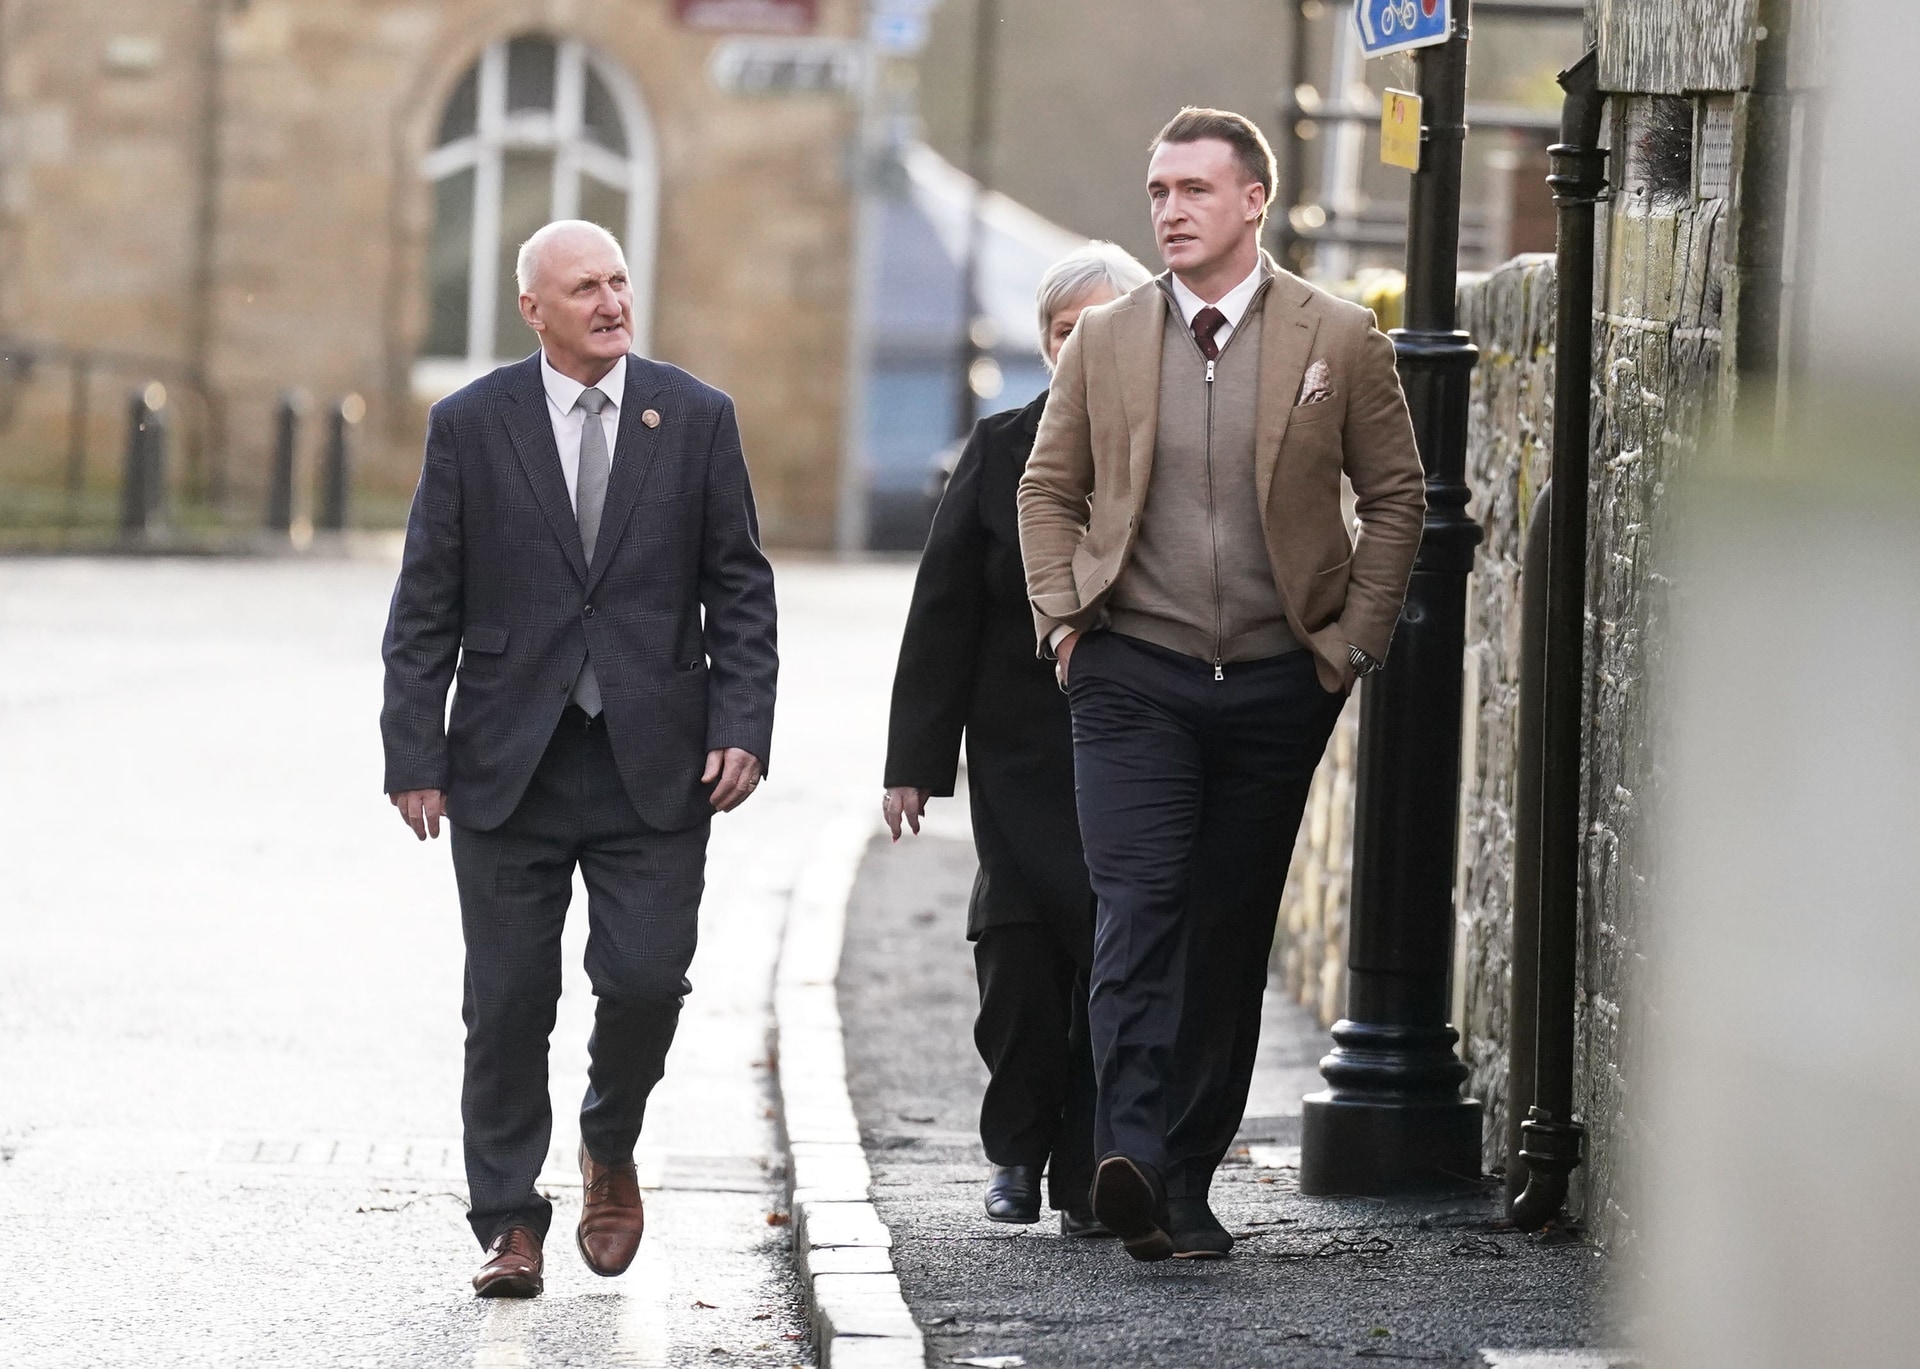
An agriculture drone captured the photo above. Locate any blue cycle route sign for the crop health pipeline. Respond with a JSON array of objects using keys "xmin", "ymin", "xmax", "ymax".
[{"xmin": 1353, "ymin": 0, "xmax": 1452, "ymax": 59}]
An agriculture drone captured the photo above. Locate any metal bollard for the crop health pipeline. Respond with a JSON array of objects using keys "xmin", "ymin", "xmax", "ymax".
[
  {"xmin": 265, "ymin": 388, "xmax": 307, "ymax": 534},
  {"xmin": 119, "ymin": 381, "xmax": 169, "ymax": 538},
  {"xmin": 316, "ymin": 393, "xmax": 364, "ymax": 532}
]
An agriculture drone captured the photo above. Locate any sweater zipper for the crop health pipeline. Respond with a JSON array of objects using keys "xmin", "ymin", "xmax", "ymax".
[
  {"xmin": 1157, "ymin": 270, "xmax": 1272, "ymax": 685},
  {"xmin": 1205, "ymin": 355, "xmax": 1223, "ymax": 682}
]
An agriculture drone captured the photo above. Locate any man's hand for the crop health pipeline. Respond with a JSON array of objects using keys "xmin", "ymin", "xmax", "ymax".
[
  {"xmin": 1055, "ymin": 630, "xmax": 1082, "ymax": 688},
  {"xmin": 882, "ymin": 786, "xmax": 931, "ymax": 841},
  {"xmin": 390, "ymin": 789, "xmax": 447, "ymax": 841},
  {"xmin": 703, "ymin": 747, "xmax": 763, "ymax": 813}
]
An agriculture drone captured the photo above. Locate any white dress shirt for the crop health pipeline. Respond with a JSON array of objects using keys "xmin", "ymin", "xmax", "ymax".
[
  {"xmin": 1167, "ymin": 259, "xmax": 1265, "ymax": 351},
  {"xmin": 539, "ymin": 350, "xmax": 626, "ymax": 512}
]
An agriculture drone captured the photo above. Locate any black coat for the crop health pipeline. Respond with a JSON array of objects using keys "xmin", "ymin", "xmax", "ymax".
[
  {"xmin": 884, "ymin": 392, "xmax": 1091, "ymax": 944},
  {"xmin": 381, "ymin": 352, "xmax": 779, "ymax": 833}
]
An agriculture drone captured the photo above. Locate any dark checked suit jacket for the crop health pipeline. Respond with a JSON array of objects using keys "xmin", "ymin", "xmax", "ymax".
[{"xmin": 380, "ymin": 351, "xmax": 778, "ymax": 834}]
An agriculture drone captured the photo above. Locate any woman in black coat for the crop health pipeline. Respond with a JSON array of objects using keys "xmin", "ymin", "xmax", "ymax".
[{"xmin": 883, "ymin": 242, "xmax": 1152, "ymax": 1235}]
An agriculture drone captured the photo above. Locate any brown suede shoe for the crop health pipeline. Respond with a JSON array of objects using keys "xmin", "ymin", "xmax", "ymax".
[
  {"xmin": 578, "ymin": 1142, "xmax": 645, "ymax": 1276},
  {"xmin": 473, "ymin": 1225, "xmax": 543, "ymax": 1298}
]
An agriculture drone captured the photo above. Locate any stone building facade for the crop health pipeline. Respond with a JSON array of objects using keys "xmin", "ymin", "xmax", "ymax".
[
  {"xmin": 1274, "ymin": 0, "xmax": 1811, "ymax": 1254},
  {"xmin": 0, "ymin": 0, "xmax": 860, "ymax": 546}
]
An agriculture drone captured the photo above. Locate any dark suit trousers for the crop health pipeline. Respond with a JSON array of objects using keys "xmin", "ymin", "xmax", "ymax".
[
  {"xmin": 973, "ymin": 915, "xmax": 1096, "ymax": 1210},
  {"xmin": 1067, "ymin": 632, "xmax": 1343, "ymax": 1199},
  {"xmin": 449, "ymin": 707, "xmax": 708, "ymax": 1247}
]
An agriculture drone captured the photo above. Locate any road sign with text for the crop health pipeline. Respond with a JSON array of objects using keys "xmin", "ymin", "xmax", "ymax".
[
  {"xmin": 1353, "ymin": 0, "xmax": 1451, "ymax": 59},
  {"xmin": 1380, "ymin": 89, "xmax": 1422, "ymax": 169}
]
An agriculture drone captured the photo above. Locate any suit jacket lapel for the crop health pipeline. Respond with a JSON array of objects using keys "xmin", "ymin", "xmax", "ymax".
[
  {"xmin": 501, "ymin": 355, "xmax": 589, "ymax": 584},
  {"xmin": 1253, "ymin": 266, "xmax": 1321, "ymax": 519},
  {"xmin": 583, "ymin": 356, "xmax": 665, "ymax": 595},
  {"xmin": 1113, "ymin": 293, "xmax": 1164, "ymax": 507}
]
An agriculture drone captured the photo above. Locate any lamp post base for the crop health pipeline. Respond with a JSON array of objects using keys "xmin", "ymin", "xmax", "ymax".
[{"xmin": 1298, "ymin": 1094, "xmax": 1483, "ymax": 1196}]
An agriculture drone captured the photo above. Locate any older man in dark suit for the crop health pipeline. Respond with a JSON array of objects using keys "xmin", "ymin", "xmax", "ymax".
[{"xmin": 381, "ymin": 219, "xmax": 777, "ymax": 1298}]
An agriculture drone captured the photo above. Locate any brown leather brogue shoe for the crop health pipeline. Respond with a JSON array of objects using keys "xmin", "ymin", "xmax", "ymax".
[
  {"xmin": 473, "ymin": 1225, "xmax": 543, "ymax": 1298},
  {"xmin": 578, "ymin": 1142, "xmax": 645, "ymax": 1277}
]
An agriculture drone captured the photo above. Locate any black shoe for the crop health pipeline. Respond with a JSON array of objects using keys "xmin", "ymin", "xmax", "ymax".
[
  {"xmin": 1166, "ymin": 1198, "xmax": 1233, "ymax": 1259},
  {"xmin": 1059, "ymin": 1206, "xmax": 1113, "ymax": 1238},
  {"xmin": 984, "ymin": 1164, "xmax": 1043, "ymax": 1223},
  {"xmin": 1089, "ymin": 1154, "xmax": 1172, "ymax": 1262}
]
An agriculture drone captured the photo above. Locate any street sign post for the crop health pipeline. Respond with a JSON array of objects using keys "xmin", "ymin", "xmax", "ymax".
[
  {"xmin": 1354, "ymin": 0, "xmax": 1451, "ymax": 59},
  {"xmin": 1301, "ymin": 0, "xmax": 1484, "ymax": 1198}
]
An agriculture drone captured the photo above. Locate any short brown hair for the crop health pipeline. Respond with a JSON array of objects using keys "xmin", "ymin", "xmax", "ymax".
[{"xmin": 1151, "ymin": 108, "xmax": 1278, "ymax": 221}]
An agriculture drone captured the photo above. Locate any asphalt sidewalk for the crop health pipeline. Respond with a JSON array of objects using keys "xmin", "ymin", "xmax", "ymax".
[{"xmin": 837, "ymin": 813, "xmax": 1619, "ymax": 1369}]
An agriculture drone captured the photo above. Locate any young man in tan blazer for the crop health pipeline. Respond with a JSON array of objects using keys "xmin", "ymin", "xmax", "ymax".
[{"xmin": 1017, "ymin": 108, "xmax": 1426, "ymax": 1261}]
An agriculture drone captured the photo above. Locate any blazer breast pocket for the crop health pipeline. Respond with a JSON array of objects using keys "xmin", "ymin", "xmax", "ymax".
[{"xmin": 1286, "ymin": 399, "xmax": 1343, "ymax": 430}]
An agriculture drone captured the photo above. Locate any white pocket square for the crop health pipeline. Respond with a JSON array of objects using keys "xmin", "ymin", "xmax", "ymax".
[{"xmin": 1296, "ymin": 358, "xmax": 1333, "ymax": 406}]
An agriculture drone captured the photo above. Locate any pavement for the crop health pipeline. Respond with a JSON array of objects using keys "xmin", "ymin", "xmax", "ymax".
[
  {"xmin": 839, "ymin": 803, "xmax": 1624, "ymax": 1369},
  {"xmin": 0, "ymin": 553, "xmax": 919, "ymax": 1368}
]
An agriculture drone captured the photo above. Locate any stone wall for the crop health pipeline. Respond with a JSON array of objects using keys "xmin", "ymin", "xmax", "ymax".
[
  {"xmin": 1276, "ymin": 699, "xmax": 1357, "ymax": 1027},
  {"xmin": 1567, "ymin": 89, "xmax": 1732, "ymax": 1248},
  {"xmin": 1454, "ymin": 254, "xmax": 1557, "ymax": 1173},
  {"xmin": 1274, "ymin": 163, "xmax": 1731, "ymax": 1256},
  {"xmin": 0, "ymin": 0, "xmax": 859, "ymax": 545},
  {"xmin": 1447, "ymin": 94, "xmax": 1737, "ymax": 1254}
]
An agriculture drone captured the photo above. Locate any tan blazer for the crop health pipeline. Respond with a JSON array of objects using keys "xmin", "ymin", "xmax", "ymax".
[{"xmin": 1016, "ymin": 259, "xmax": 1427, "ymax": 694}]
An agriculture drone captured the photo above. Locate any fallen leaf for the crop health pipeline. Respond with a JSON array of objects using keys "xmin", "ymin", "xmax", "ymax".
[
  {"xmin": 765, "ymin": 1212, "xmax": 790, "ymax": 1226},
  {"xmin": 693, "ymin": 1299, "xmax": 717, "ymax": 1309}
]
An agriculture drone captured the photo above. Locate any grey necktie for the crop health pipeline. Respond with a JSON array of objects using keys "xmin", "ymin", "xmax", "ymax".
[{"xmin": 571, "ymin": 386, "xmax": 612, "ymax": 715}]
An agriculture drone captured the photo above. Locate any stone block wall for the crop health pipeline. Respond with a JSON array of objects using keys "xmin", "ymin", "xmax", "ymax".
[
  {"xmin": 1454, "ymin": 254, "xmax": 1557, "ymax": 1174},
  {"xmin": 1271, "ymin": 0, "xmax": 1795, "ymax": 1260},
  {"xmin": 1568, "ymin": 90, "xmax": 1730, "ymax": 1248},
  {"xmin": 0, "ymin": 0, "xmax": 860, "ymax": 545},
  {"xmin": 1276, "ymin": 698, "xmax": 1357, "ymax": 1027}
]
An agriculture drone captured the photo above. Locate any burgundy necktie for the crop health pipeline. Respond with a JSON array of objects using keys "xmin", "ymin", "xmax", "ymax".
[{"xmin": 1190, "ymin": 306, "xmax": 1227, "ymax": 361}]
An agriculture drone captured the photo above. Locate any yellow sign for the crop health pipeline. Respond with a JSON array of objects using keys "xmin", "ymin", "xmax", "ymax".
[{"xmin": 1381, "ymin": 89, "xmax": 1422, "ymax": 171}]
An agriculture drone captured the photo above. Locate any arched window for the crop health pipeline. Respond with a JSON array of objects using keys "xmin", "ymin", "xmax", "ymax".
[{"xmin": 417, "ymin": 35, "xmax": 657, "ymax": 390}]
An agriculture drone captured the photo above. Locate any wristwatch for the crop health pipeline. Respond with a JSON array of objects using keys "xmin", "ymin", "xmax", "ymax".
[{"xmin": 1347, "ymin": 644, "xmax": 1383, "ymax": 677}]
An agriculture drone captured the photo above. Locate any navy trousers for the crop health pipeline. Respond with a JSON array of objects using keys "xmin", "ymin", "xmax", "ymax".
[
  {"xmin": 449, "ymin": 707, "xmax": 709, "ymax": 1247},
  {"xmin": 973, "ymin": 919, "xmax": 1097, "ymax": 1210},
  {"xmin": 1066, "ymin": 631, "xmax": 1344, "ymax": 1199}
]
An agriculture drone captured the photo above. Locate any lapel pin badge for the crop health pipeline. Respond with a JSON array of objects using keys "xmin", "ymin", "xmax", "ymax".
[{"xmin": 640, "ymin": 408, "xmax": 662, "ymax": 429}]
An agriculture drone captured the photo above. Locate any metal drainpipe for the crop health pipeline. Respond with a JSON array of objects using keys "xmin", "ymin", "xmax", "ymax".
[
  {"xmin": 1504, "ymin": 476, "xmax": 1551, "ymax": 1212},
  {"xmin": 1509, "ymin": 48, "xmax": 1607, "ymax": 1234}
]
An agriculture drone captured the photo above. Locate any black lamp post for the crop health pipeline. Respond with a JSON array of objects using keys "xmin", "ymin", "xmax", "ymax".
[{"xmin": 1299, "ymin": 0, "xmax": 1485, "ymax": 1195}]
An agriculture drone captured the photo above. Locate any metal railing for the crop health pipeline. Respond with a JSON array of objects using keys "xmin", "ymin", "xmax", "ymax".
[{"xmin": 0, "ymin": 337, "xmax": 365, "ymax": 549}]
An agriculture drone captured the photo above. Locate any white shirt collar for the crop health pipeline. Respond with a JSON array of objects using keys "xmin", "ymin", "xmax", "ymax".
[
  {"xmin": 1168, "ymin": 259, "xmax": 1266, "ymax": 332},
  {"xmin": 540, "ymin": 349, "xmax": 626, "ymax": 416}
]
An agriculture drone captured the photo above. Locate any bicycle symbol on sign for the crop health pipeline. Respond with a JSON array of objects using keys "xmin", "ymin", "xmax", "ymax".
[{"xmin": 1378, "ymin": 0, "xmax": 1439, "ymax": 34}]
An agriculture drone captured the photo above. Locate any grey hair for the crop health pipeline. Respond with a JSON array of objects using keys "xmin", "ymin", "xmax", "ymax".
[
  {"xmin": 515, "ymin": 219, "xmax": 626, "ymax": 294},
  {"xmin": 1036, "ymin": 241, "xmax": 1153, "ymax": 352}
]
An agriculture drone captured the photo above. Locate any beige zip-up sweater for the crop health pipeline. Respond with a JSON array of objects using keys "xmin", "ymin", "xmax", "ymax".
[{"xmin": 1106, "ymin": 275, "xmax": 1300, "ymax": 668}]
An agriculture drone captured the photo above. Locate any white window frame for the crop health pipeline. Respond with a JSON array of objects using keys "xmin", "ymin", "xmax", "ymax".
[{"xmin": 414, "ymin": 37, "xmax": 659, "ymax": 399}]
